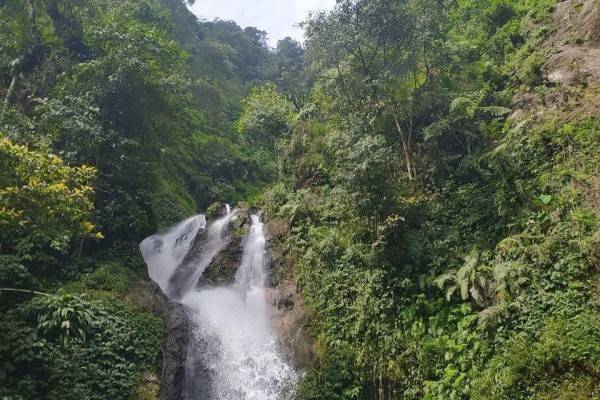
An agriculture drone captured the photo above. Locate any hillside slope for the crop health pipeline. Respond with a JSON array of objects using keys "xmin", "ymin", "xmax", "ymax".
[{"xmin": 254, "ymin": 0, "xmax": 600, "ymax": 398}]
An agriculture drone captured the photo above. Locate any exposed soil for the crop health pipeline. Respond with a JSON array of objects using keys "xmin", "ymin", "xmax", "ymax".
[{"xmin": 547, "ymin": 0, "xmax": 600, "ymax": 87}]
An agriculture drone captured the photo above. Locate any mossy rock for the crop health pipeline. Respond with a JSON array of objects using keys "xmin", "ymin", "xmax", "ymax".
[{"xmin": 206, "ymin": 202, "xmax": 226, "ymax": 218}]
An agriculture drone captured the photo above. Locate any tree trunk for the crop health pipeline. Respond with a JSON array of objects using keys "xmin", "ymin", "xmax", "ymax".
[
  {"xmin": 2, "ymin": 75, "xmax": 17, "ymax": 115},
  {"xmin": 27, "ymin": 0, "xmax": 36, "ymax": 24},
  {"xmin": 0, "ymin": 288, "xmax": 50, "ymax": 297},
  {"xmin": 378, "ymin": 369, "xmax": 384, "ymax": 400},
  {"xmin": 394, "ymin": 115, "xmax": 416, "ymax": 180}
]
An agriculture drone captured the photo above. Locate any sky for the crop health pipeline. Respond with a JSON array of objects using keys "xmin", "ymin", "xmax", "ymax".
[{"xmin": 188, "ymin": 0, "xmax": 337, "ymax": 47}]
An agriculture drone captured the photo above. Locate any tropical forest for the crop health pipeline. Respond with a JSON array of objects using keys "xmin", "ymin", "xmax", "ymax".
[{"xmin": 1, "ymin": 0, "xmax": 600, "ymax": 399}]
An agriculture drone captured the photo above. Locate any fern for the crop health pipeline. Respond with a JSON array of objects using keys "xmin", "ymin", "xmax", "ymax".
[{"xmin": 480, "ymin": 106, "xmax": 512, "ymax": 117}]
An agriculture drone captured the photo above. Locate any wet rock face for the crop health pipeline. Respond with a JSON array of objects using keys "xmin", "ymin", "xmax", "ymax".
[
  {"xmin": 206, "ymin": 202, "xmax": 229, "ymax": 219},
  {"xmin": 167, "ymin": 227, "xmax": 210, "ymax": 299},
  {"xmin": 265, "ymin": 218, "xmax": 291, "ymax": 288},
  {"xmin": 267, "ymin": 283, "xmax": 315, "ymax": 369},
  {"xmin": 159, "ymin": 299, "xmax": 189, "ymax": 400},
  {"xmin": 199, "ymin": 211, "xmax": 250, "ymax": 287},
  {"xmin": 167, "ymin": 210, "xmax": 249, "ymax": 297},
  {"xmin": 134, "ymin": 280, "xmax": 189, "ymax": 400},
  {"xmin": 264, "ymin": 217, "xmax": 315, "ymax": 368}
]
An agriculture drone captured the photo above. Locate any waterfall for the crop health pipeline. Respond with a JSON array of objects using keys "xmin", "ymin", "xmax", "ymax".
[
  {"xmin": 139, "ymin": 214, "xmax": 206, "ymax": 294},
  {"xmin": 168, "ymin": 207, "xmax": 237, "ymax": 299},
  {"xmin": 140, "ymin": 208, "xmax": 296, "ymax": 400}
]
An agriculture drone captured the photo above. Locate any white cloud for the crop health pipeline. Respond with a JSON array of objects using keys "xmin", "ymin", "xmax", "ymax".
[{"xmin": 188, "ymin": 0, "xmax": 336, "ymax": 47}]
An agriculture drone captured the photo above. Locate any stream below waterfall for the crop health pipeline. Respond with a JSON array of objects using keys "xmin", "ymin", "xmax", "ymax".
[{"xmin": 140, "ymin": 207, "xmax": 297, "ymax": 400}]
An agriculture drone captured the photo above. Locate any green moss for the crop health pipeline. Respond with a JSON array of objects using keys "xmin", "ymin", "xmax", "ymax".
[
  {"xmin": 130, "ymin": 372, "xmax": 159, "ymax": 400},
  {"xmin": 206, "ymin": 201, "xmax": 224, "ymax": 218}
]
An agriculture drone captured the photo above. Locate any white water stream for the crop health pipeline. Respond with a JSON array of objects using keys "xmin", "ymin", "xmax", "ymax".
[{"xmin": 140, "ymin": 208, "xmax": 296, "ymax": 400}]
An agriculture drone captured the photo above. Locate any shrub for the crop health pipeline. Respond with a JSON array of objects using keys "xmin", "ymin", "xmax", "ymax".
[
  {"xmin": 517, "ymin": 52, "xmax": 544, "ymax": 87},
  {"xmin": 0, "ymin": 295, "xmax": 161, "ymax": 400}
]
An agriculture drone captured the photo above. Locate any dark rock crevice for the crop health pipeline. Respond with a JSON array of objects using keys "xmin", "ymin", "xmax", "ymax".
[{"xmin": 159, "ymin": 298, "xmax": 190, "ymax": 400}]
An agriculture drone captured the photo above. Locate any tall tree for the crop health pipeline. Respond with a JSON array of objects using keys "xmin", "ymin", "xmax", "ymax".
[{"xmin": 304, "ymin": 0, "xmax": 447, "ymax": 180}]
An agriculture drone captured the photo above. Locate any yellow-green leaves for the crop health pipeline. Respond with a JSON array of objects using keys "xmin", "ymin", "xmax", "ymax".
[{"xmin": 0, "ymin": 137, "xmax": 100, "ymax": 266}]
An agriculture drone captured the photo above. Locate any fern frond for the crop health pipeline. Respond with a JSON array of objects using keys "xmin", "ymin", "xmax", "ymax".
[
  {"xmin": 479, "ymin": 106, "xmax": 511, "ymax": 117},
  {"xmin": 434, "ymin": 272, "xmax": 456, "ymax": 289}
]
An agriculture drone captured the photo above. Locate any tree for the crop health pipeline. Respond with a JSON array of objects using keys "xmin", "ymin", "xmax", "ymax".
[
  {"xmin": 275, "ymin": 37, "xmax": 308, "ymax": 109},
  {"xmin": 0, "ymin": 136, "xmax": 99, "ymax": 272},
  {"xmin": 236, "ymin": 83, "xmax": 294, "ymax": 151},
  {"xmin": 304, "ymin": 0, "xmax": 448, "ymax": 180}
]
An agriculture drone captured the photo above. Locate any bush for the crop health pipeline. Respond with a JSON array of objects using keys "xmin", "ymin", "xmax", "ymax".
[
  {"xmin": 472, "ymin": 311, "xmax": 600, "ymax": 399},
  {"xmin": 206, "ymin": 201, "xmax": 225, "ymax": 218},
  {"xmin": 298, "ymin": 346, "xmax": 363, "ymax": 400},
  {"xmin": 0, "ymin": 255, "xmax": 36, "ymax": 290},
  {"xmin": 517, "ymin": 52, "xmax": 544, "ymax": 87},
  {"xmin": 0, "ymin": 295, "xmax": 161, "ymax": 400},
  {"xmin": 82, "ymin": 262, "xmax": 135, "ymax": 293}
]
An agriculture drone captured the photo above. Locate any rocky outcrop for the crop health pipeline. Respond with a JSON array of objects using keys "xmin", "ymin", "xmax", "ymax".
[
  {"xmin": 167, "ymin": 209, "xmax": 249, "ymax": 297},
  {"xmin": 167, "ymin": 226, "xmax": 210, "ymax": 299},
  {"xmin": 128, "ymin": 279, "xmax": 189, "ymax": 400},
  {"xmin": 158, "ymin": 299, "xmax": 189, "ymax": 400},
  {"xmin": 199, "ymin": 211, "xmax": 249, "ymax": 287},
  {"xmin": 264, "ymin": 217, "xmax": 315, "ymax": 368},
  {"xmin": 511, "ymin": 0, "xmax": 600, "ymax": 121}
]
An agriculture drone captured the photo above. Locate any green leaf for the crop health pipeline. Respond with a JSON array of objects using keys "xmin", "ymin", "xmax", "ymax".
[{"xmin": 539, "ymin": 194, "xmax": 552, "ymax": 204}]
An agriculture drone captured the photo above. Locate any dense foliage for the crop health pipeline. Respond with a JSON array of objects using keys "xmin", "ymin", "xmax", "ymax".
[
  {"xmin": 2, "ymin": 0, "xmax": 600, "ymax": 399},
  {"xmin": 0, "ymin": 290, "xmax": 161, "ymax": 399},
  {"xmin": 251, "ymin": 0, "xmax": 600, "ymax": 399},
  {"xmin": 0, "ymin": 0, "xmax": 285, "ymax": 398}
]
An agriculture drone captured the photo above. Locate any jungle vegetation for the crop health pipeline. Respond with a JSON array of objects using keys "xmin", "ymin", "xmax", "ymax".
[{"xmin": 1, "ymin": 0, "xmax": 600, "ymax": 399}]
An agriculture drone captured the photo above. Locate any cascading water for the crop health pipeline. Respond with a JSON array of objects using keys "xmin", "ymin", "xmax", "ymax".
[
  {"xmin": 140, "ymin": 207, "xmax": 296, "ymax": 400},
  {"xmin": 139, "ymin": 214, "xmax": 206, "ymax": 294},
  {"xmin": 167, "ymin": 205, "xmax": 237, "ymax": 300}
]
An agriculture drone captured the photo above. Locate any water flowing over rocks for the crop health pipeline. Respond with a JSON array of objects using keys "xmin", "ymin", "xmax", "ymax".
[
  {"xmin": 140, "ymin": 205, "xmax": 298, "ymax": 400},
  {"xmin": 199, "ymin": 211, "xmax": 249, "ymax": 287}
]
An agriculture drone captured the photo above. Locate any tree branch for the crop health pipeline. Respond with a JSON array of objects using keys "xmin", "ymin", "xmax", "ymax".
[{"xmin": 0, "ymin": 288, "xmax": 51, "ymax": 297}]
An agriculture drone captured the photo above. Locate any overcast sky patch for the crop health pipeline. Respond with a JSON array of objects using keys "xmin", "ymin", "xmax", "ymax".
[{"xmin": 188, "ymin": 0, "xmax": 336, "ymax": 47}]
